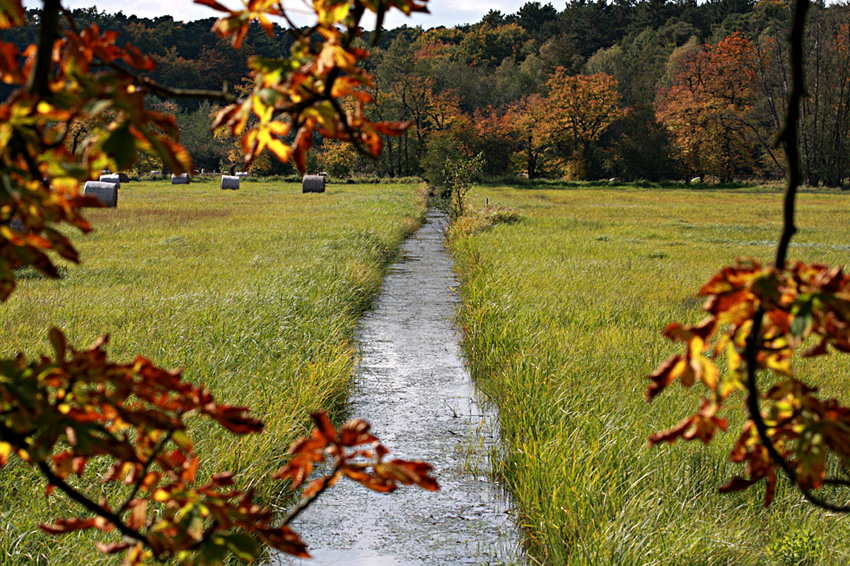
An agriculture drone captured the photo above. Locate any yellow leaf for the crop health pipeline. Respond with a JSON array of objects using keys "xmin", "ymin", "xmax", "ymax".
[
  {"xmin": 266, "ymin": 138, "xmax": 292, "ymax": 162},
  {"xmin": 0, "ymin": 441, "xmax": 11, "ymax": 466}
]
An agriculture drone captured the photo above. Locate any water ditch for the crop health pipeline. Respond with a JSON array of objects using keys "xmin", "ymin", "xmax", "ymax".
[{"xmin": 273, "ymin": 209, "xmax": 525, "ymax": 566}]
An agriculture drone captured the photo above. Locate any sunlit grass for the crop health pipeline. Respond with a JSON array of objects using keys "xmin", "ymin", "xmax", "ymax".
[
  {"xmin": 451, "ymin": 185, "xmax": 850, "ymax": 566},
  {"xmin": 0, "ymin": 178, "xmax": 426, "ymax": 565}
]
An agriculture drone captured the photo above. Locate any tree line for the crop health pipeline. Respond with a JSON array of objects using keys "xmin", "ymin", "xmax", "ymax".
[{"xmin": 4, "ymin": 0, "xmax": 850, "ymax": 186}]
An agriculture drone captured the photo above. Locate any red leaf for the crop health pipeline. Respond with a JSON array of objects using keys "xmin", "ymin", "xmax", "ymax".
[
  {"xmin": 40, "ymin": 518, "xmax": 97, "ymax": 534},
  {"xmin": 311, "ymin": 412, "xmax": 337, "ymax": 443},
  {"xmin": 718, "ymin": 475, "xmax": 758, "ymax": 494}
]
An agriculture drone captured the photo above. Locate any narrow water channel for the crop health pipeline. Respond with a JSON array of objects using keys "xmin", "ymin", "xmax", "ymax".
[{"xmin": 273, "ymin": 209, "xmax": 525, "ymax": 566}]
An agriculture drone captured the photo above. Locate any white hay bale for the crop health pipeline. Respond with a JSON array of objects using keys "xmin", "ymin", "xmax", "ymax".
[
  {"xmin": 236, "ymin": 172, "xmax": 248, "ymax": 177},
  {"xmin": 171, "ymin": 173, "xmax": 189, "ymax": 185},
  {"xmin": 83, "ymin": 181, "xmax": 118, "ymax": 207},
  {"xmin": 302, "ymin": 175, "xmax": 325, "ymax": 193},
  {"xmin": 99, "ymin": 174, "xmax": 121, "ymax": 188},
  {"xmin": 690, "ymin": 176, "xmax": 702, "ymax": 184},
  {"xmin": 150, "ymin": 170, "xmax": 161, "ymax": 177},
  {"xmin": 220, "ymin": 175, "xmax": 240, "ymax": 190}
]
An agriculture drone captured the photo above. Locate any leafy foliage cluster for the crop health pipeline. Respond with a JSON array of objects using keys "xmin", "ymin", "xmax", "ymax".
[
  {"xmin": 0, "ymin": 0, "xmax": 438, "ymax": 563},
  {"xmin": 648, "ymin": 0, "xmax": 850, "ymax": 514}
]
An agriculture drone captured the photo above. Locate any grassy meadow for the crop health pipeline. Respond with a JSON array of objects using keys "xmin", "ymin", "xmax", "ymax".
[
  {"xmin": 0, "ymin": 178, "xmax": 426, "ymax": 564},
  {"xmin": 449, "ymin": 185, "xmax": 850, "ymax": 565}
]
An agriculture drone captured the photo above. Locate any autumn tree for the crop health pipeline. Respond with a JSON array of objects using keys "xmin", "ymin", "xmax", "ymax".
[
  {"xmin": 0, "ymin": 0, "xmax": 438, "ymax": 564},
  {"xmin": 656, "ymin": 33, "xmax": 777, "ymax": 181},
  {"xmin": 545, "ymin": 70, "xmax": 622, "ymax": 179},
  {"xmin": 499, "ymin": 94, "xmax": 552, "ymax": 179}
]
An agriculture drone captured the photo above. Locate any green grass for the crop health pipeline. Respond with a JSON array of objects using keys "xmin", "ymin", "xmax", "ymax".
[
  {"xmin": 449, "ymin": 185, "xmax": 850, "ymax": 566},
  {"xmin": 0, "ymin": 178, "xmax": 426, "ymax": 565}
]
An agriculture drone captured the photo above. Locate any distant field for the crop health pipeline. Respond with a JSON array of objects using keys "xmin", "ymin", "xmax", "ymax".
[
  {"xmin": 0, "ymin": 179, "xmax": 425, "ymax": 564},
  {"xmin": 450, "ymin": 185, "xmax": 850, "ymax": 565}
]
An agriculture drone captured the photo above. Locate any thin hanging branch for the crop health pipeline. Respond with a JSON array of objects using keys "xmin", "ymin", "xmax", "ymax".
[{"xmin": 739, "ymin": 0, "xmax": 850, "ymax": 513}]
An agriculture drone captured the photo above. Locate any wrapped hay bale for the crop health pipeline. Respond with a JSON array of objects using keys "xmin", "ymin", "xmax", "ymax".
[
  {"xmin": 302, "ymin": 175, "xmax": 325, "ymax": 193},
  {"xmin": 150, "ymin": 170, "xmax": 161, "ymax": 178},
  {"xmin": 235, "ymin": 172, "xmax": 248, "ymax": 178},
  {"xmin": 171, "ymin": 173, "xmax": 189, "ymax": 185},
  {"xmin": 220, "ymin": 175, "xmax": 240, "ymax": 190},
  {"xmin": 83, "ymin": 181, "xmax": 118, "ymax": 207},
  {"xmin": 99, "ymin": 174, "xmax": 121, "ymax": 188}
]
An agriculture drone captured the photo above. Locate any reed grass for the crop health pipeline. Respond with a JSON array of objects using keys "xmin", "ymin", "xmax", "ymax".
[
  {"xmin": 451, "ymin": 185, "xmax": 850, "ymax": 566},
  {"xmin": 0, "ymin": 179, "xmax": 426, "ymax": 565}
]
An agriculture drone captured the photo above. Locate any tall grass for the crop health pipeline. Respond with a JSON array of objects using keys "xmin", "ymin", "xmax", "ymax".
[
  {"xmin": 450, "ymin": 185, "xmax": 850, "ymax": 565},
  {"xmin": 0, "ymin": 179, "xmax": 426, "ymax": 565}
]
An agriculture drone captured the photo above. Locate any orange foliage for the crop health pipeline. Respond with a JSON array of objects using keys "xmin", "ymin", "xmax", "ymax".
[{"xmin": 656, "ymin": 33, "xmax": 763, "ymax": 179}]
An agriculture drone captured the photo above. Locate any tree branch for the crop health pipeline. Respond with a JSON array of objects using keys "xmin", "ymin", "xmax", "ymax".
[
  {"xmin": 117, "ymin": 431, "xmax": 173, "ymax": 515},
  {"xmin": 28, "ymin": 0, "xmax": 61, "ymax": 97},
  {"xmin": 0, "ymin": 422, "xmax": 150, "ymax": 551},
  {"xmin": 739, "ymin": 0, "xmax": 850, "ymax": 514},
  {"xmin": 282, "ymin": 471, "xmax": 340, "ymax": 526}
]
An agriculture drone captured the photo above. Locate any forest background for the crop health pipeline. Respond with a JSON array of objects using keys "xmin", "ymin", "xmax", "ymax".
[{"xmin": 4, "ymin": 0, "xmax": 850, "ymax": 187}]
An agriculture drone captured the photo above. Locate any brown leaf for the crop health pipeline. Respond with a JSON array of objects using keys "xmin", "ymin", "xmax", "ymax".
[
  {"xmin": 646, "ymin": 355, "xmax": 686, "ymax": 401},
  {"xmin": 718, "ymin": 475, "xmax": 758, "ymax": 494},
  {"xmin": 311, "ymin": 412, "xmax": 337, "ymax": 443},
  {"xmin": 648, "ymin": 416, "xmax": 694, "ymax": 447},
  {"xmin": 339, "ymin": 418, "xmax": 377, "ymax": 446},
  {"xmin": 40, "ymin": 518, "xmax": 97, "ymax": 534},
  {"xmin": 95, "ymin": 541, "xmax": 132, "ymax": 554}
]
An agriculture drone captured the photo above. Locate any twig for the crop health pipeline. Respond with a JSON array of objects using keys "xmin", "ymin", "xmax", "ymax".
[
  {"xmin": 282, "ymin": 470, "xmax": 340, "ymax": 526},
  {"xmin": 117, "ymin": 431, "xmax": 173, "ymax": 515},
  {"xmin": 0, "ymin": 422, "xmax": 150, "ymax": 550},
  {"xmin": 28, "ymin": 0, "xmax": 61, "ymax": 97},
  {"xmin": 37, "ymin": 461, "xmax": 151, "ymax": 547}
]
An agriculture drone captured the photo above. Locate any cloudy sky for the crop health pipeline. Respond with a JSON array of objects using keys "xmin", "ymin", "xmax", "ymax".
[{"xmin": 22, "ymin": 0, "xmax": 528, "ymax": 29}]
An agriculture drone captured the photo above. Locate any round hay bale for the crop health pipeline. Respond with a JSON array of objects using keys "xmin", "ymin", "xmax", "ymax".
[
  {"xmin": 99, "ymin": 174, "xmax": 121, "ymax": 189},
  {"xmin": 171, "ymin": 173, "xmax": 189, "ymax": 185},
  {"xmin": 220, "ymin": 175, "xmax": 240, "ymax": 190},
  {"xmin": 302, "ymin": 175, "xmax": 325, "ymax": 193},
  {"xmin": 236, "ymin": 171, "xmax": 248, "ymax": 177},
  {"xmin": 117, "ymin": 173, "xmax": 130, "ymax": 183},
  {"xmin": 83, "ymin": 181, "xmax": 118, "ymax": 207}
]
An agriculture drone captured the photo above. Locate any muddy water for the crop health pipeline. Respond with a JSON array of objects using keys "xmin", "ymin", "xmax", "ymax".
[{"xmin": 273, "ymin": 210, "xmax": 524, "ymax": 566}]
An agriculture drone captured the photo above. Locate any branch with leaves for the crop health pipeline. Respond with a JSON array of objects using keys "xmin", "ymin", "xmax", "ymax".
[
  {"xmin": 0, "ymin": 330, "xmax": 438, "ymax": 564},
  {"xmin": 0, "ymin": 0, "xmax": 438, "ymax": 563},
  {"xmin": 646, "ymin": 0, "xmax": 850, "ymax": 513}
]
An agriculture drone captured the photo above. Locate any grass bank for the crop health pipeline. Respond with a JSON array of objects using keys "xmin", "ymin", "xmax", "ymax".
[
  {"xmin": 449, "ymin": 185, "xmax": 850, "ymax": 565},
  {"xmin": 0, "ymin": 179, "xmax": 426, "ymax": 564}
]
